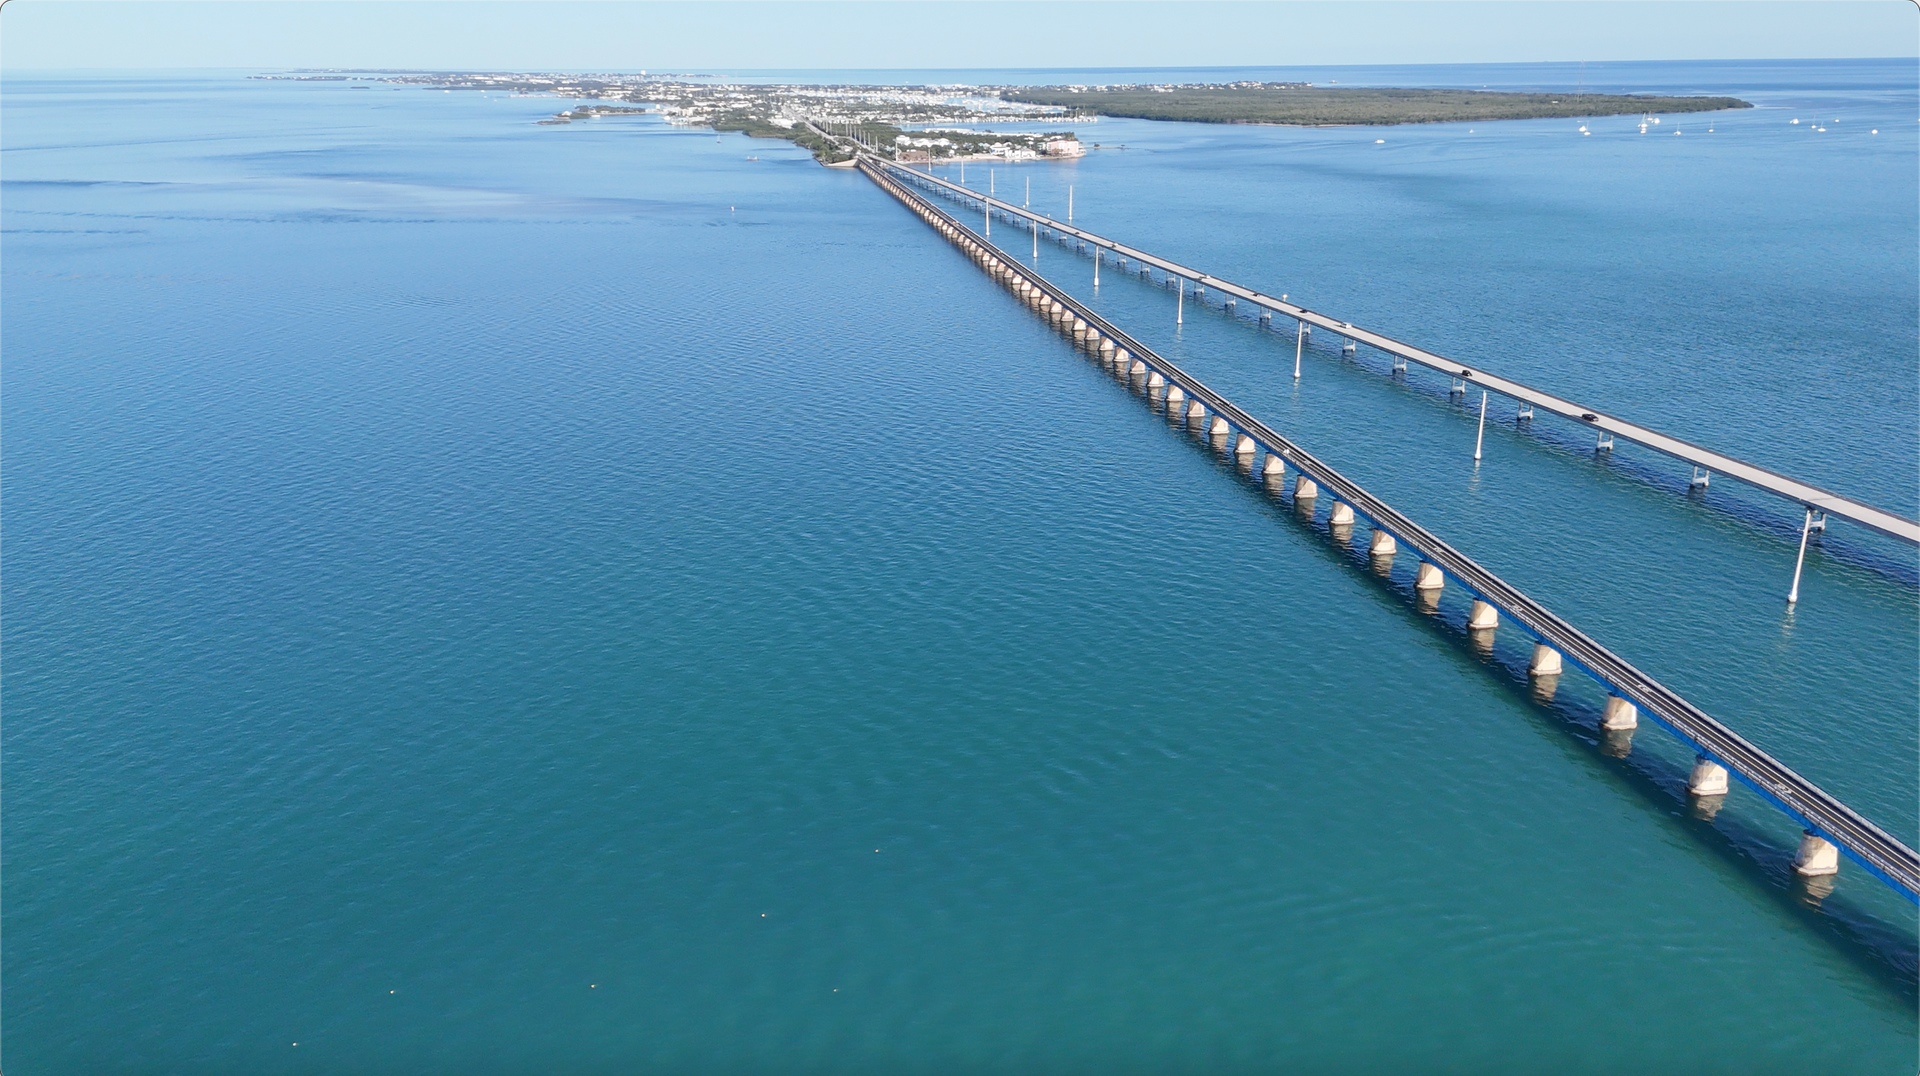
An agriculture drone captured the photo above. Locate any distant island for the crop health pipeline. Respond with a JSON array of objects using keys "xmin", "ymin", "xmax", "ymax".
[
  {"xmin": 325, "ymin": 72, "xmax": 1753, "ymax": 165},
  {"xmin": 538, "ymin": 104, "xmax": 653, "ymax": 125},
  {"xmin": 1002, "ymin": 84, "xmax": 1752, "ymax": 126}
]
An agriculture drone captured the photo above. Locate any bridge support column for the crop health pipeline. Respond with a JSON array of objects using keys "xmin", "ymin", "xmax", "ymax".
[
  {"xmin": 1147, "ymin": 372, "xmax": 1166, "ymax": 391},
  {"xmin": 1235, "ymin": 435, "xmax": 1257, "ymax": 457},
  {"xmin": 1263, "ymin": 454, "xmax": 1286, "ymax": 479},
  {"xmin": 1329, "ymin": 501, "xmax": 1354, "ymax": 526},
  {"xmin": 1794, "ymin": 832, "xmax": 1840, "ymax": 876},
  {"xmin": 1166, "ymin": 385, "xmax": 1186, "ymax": 407},
  {"xmin": 1468, "ymin": 599, "xmax": 1498, "ymax": 630},
  {"xmin": 1294, "ymin": 475, "xmax": 1318, "ymax": 501},
  {"xmin": 1186, "ymin": 401, "xmax": 1207, "ymax": 423},
  {"xmin": 1368, "ymin": 529, "xmax": 1396, "ymax": 556},
  {"xmin": 1601, "ymin": 696, "xmax": 1638, "ymax": 731},
  {"xmin": 1208, "ymin": 416, "xmax": 1231, "ymax": 438},
  {"xmin": 1415, "ymin": 562, "xmax": 1444, "ymax": 591},
  {"xmin": 1528, "ymin": 644, "xmax": 1563, "ymax": 676},
  {"xmin": 1687, "ymin": 757, "xmax": 1729, "ymax": 796},
  {"xmin": 1129, "ymin": 360, "xmax": 1148, "ymax": 379}
]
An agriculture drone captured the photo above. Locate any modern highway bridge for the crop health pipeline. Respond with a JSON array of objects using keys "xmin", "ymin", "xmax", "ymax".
[
  {"xmin": 875, "ymin": 159, "xmax": 1920, "ymax": 570},
  {"xmin": 857, "ymin": 155, "xmax": 1920, "ymax": 903}
]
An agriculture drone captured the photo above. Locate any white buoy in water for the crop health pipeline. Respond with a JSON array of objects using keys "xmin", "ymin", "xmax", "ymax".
[{"xmin": 1374, "ymin": 139, "xmax": 1385, "ymax": 144}]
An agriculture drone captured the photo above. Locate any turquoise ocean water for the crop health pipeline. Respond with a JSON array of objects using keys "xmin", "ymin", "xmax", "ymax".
[{"xmin": 5, "ymin": 60, "xmax": 1917, "ymax": 1073}]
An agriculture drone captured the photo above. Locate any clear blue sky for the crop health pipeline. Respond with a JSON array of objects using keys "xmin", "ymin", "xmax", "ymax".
[{"xmin": 4, "ymin": 1, "xmax": 1916, "ymax": 72}]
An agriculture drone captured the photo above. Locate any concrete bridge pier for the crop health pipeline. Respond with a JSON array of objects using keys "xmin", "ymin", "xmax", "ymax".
[
  {"xmin": 1468, "ymin": 599, "xmax": 1499, "ymax": 630},
  {"xmin": 1235, "ymin": 434, "xmax": 1258, "ymax": 458},
  {"xmin": 1263, "ymin": 453, "xmax": 1286, "ymax": 481},
  {"xmin": 1147, "ymin": 371, "xmax": 1167, "ymax": 396},
  {"xmin": 1415, "ymin": 562, "xmax": 1445, "ymax": 592},
  {"xmin": 1687, "ymin": 756, "xmax": 1729, "ymax": 797},
  {"xmin": 1601, "ymin": 695, "xmax": 1638, "ymax": 731},
  {"xmin": 1369, "ymin": 530, "xmax": 1395, "ymax": 575},
  {"xmin": 1294, "ymin": 475, "xmax": 1319, "ymax": 501},
  {"xmin": 1185, "ymin": 400, "xmax": 1207, "ymax": 425},
  {"xmin": 1528, "ymin": 644, "xmax": 1563, "ymax": 676},
  {"xmin": 1166, "ymin": 385, "xmax": 1187, "ymax": 410},
  {"xmin": 1326, "ymin": 496, "xmax": 1354, "ymax": 531},
  {"xmin": 1208, "ymin": 416, "xmax": 1232, "ymax": 441},
  {"xmin": 1795, "ymin": 832, "xmax": 1840, "ymax": 877}
]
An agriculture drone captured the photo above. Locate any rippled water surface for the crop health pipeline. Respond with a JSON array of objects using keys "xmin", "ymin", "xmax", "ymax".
[{"xmin": 6, "ymin": 62, "xmax": 1917, "ymax": 1074}]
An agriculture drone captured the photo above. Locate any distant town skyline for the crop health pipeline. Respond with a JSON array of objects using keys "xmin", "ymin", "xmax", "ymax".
[{"xmin": 6, "ymin": 1, "xmax": 1916, "ymax": 72}]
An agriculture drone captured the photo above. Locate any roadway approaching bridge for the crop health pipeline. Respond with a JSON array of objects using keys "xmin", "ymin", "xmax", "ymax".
[
  {"xmin": 858, "ymin": 155, "xmax": 1920, "ymax": 904},
  {"xmin": 875, "ymin": 159, "xmax": 1920, "ymax": 566}
]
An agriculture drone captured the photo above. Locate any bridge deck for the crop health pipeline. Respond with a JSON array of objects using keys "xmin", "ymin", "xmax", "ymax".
[
  {"xmin": 862, "ymin": 158, "xmax": 1920, "ymax": 902},
  {"xmin": 878, "ymin": 160, "xmax": 1920, "ymax": 547}
]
